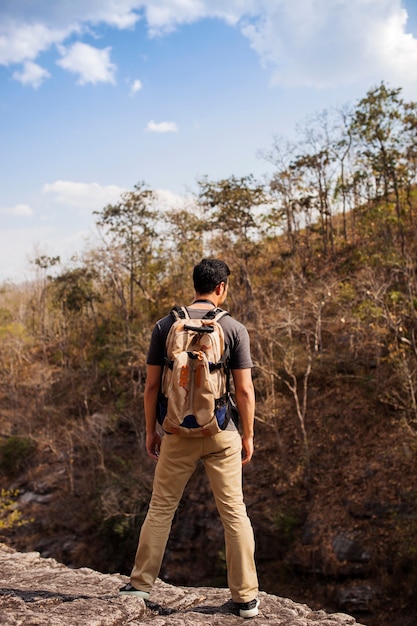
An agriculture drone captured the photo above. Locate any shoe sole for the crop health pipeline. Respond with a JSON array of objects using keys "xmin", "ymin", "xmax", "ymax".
[
  {"xmin": 120, "ymin": 589, "xmax": 150, "ymax": 600},
  {"xmin": 239, "ymin": 598, "xmax": 260, "ymax": 618}
]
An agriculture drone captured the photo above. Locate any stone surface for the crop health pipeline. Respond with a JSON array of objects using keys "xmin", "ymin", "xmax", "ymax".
[{"xmin": 0, "ymin": 543, "xmax": 365, "ymax": 625}]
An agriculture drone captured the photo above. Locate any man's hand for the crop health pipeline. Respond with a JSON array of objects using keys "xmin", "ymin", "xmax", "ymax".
[
  {"xmin": 232, "ymin": 368, "xmax": 255, "ymax": 466},
  {"xmin": 146, "ymin": 431, "xmax": 161, "ymax": 461},
  {"xmin": 242, "ymin": 435, "xmax": 254, "ymax": 465},
  {"xmin": 144, "ymin": 365, "xmax": 163, "ymax": 461}
]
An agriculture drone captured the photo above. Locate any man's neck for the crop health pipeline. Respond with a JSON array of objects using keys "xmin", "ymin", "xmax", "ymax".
[{"xmin": 189, "ymin": 294, "xmax": 218, "ymax": 308}]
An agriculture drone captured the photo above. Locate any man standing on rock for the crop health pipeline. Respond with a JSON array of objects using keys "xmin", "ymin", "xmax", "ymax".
[{"xmin": 120, "ymin": 258, "xmax": 260, "ymax": 619}]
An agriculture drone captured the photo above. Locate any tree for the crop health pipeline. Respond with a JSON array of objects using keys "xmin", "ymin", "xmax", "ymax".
[
  {"xmin": 52, "ymin": 267, "xmax": 100, "ymax": 322},
  {"xmin": 31, "ymin": 255, "xmax": 60, "ymax": 339},
  {"xmin": 401, "ymin": 100, "xmax": 417, "ymax": 224},
  {"xmin": 361, "ymin": 262, "xmax": 417, "ymax": 435},
  {"xmin": 197, "ymin": 175, "xmax": 268, "ymax": 320},
  {"xmin": 263, "ymin": 136, "xmax": 303, "ymax": 252},
  {"xmin": 94, "ymin": 182, "xmax": 159, "ymax": 319},
  {"xmin": 292, "ymin": 149, "xmax": 335, "ymax": 257},
  {"xmin": 330, "ymin": 105, "xmax": 355, "ymax": 242},
  {"xmin": 350, "ymin": 83, "xmax": 409, "ymax": 253},
  {"xmin": 292, "ymin": 109, "xmax": 347, "ymax": 258},
  {"xmin": 253, "ymin": 276, "xmax": 332, "ymax": 480},
  {"xmin": 162, "ymin": 204, "xmax": 205, "ymax": 306}
]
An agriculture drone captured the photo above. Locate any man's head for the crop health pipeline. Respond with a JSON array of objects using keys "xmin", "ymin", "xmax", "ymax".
[{"xmin": 193, "ymin": 259, "xmax": 230, "ymax": 295}]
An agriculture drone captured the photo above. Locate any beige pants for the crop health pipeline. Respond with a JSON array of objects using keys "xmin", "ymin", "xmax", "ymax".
[{"xmin": 130, "ymin": 430, "xmax": 258, "ymax": 603}]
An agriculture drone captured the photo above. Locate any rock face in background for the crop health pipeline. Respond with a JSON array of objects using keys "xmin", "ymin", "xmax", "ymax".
[{"xmin": 0, "ymin": 543, "xmax": 365, "ymax": 626}]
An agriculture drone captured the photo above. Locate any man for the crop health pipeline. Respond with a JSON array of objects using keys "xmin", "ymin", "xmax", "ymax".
[{"xmin": 120, "ymin": 259, "xmax": 260, "ymax": 619}]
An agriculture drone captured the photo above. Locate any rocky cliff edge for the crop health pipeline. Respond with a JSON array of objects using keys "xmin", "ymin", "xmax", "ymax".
[{"xmin": 0, "ymin": 543, "xmax": 366, "ymax": 626}]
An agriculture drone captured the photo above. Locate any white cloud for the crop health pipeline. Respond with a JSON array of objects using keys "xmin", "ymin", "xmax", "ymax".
[
  {"xmin": 155, "ymin": 189, "xmax": 187, "ymax": 210},
  {"xmin": 0, "ymin": 225, "xmax": 98, "ymax": 283},
  {"xmin": 42, "ymin": 180, "xmax": 126, "ymax": 210},
  {"xmin": 239, "ymin": 0, "xmax": 417, "ymax": 90},
  {"xmin": 1, "ymin": 0, "xmax": 417, "ymax": 92},
  {"xmin": 0, "ymin": 226, "xmax": 54, "ymax": 282},
  {"xmin": 130, "ymin": 78, "xmax": 142, "ymax": 94},
  {"xmin": 0, "ymin": 203, "xmax": 33, "ymax": 217},
  {"xmin": 367, "ymin": 6, "xmax": 417, "ymax": 89},
  {"xmin": 57, "ymin": 42, "xmax": 117, "ymax": 85},
  {"xmin": 88, "ymin": 5, "xmax": 140, "ymax": 29},
  {"xmin": 142, "ymin": 1, "xmax": 209, "ymax": 35},
  {"xmin": 12, "ymin": 60, "xmax": 50, "ymax": 88},
  {"xmin": 0, "ymin": 21, "xmax": 69, "ymax": 65},
  {"xmin": 146, "ymin": 120, "xmax": 179, "ymax": 133}
]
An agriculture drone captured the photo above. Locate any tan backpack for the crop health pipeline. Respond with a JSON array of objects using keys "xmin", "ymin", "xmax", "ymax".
[{"xmin": 158, "ymin": 306, "xmax": 234, "ymax": 436}]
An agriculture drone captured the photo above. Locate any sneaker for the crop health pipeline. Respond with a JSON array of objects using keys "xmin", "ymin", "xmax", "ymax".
[
  {"xmin": 236, "ymin": 598, "xmax": 260, "ymax": 618},
  {"xmin": 119, "ymin": 583, "xmax": 150, "ymax": 600}
]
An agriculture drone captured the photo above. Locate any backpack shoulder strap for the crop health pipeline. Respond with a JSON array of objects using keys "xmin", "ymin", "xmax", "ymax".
[
  {"xmin": 202, "ymin": 309, "xmax": 231, "ymax": 379},
  {"xmin": 170, "ymin": 305, "xmax": 190, "ymax": 321},
  {"xmin": 203, "ymin": 308, "xmax": 230, "ymax": 322},
  {"xmin": 164, "ymin": 307, "xmax": 190, "ymax": 368}
]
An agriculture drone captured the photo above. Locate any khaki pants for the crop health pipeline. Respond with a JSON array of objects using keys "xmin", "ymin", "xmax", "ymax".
[{"xmin": 130, "ymin": 430, "xmax": 258, "ymax": 603}]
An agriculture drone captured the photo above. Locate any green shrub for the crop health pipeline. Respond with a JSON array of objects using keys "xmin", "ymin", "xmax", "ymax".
[
  {"xmin": 0, "ymin": 436, "xmax": 36, "ymax": 476},
  {"xmin": 272, "ymin": 509, "xmax": 303, "ymax": 546}
]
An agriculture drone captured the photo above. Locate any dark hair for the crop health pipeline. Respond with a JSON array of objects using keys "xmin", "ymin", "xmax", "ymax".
[{"xmin": 193, "ymin": 259, "xmax": 230, "ymax": 294}]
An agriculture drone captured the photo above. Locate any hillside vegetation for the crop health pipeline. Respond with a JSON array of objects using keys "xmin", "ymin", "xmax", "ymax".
[{"xmin": 1, "ymin": 83, "xmax": 417, "ymax": 626}]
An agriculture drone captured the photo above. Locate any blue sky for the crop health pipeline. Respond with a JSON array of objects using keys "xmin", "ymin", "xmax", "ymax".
[{"xmin": 1, "ymin": 0, "xmax": 417, "ymax": 282}]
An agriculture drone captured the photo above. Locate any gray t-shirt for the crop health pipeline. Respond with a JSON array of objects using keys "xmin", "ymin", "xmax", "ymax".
[{"xmin": 146, "ymin": 307, "xmax": 253, "ymax": 369}]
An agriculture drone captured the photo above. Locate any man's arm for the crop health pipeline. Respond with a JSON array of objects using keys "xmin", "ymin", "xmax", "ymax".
[
  {"xmin": 144, "ymin": 364, "xmax": 163, "ymax": 460},
  {"xmin": 231, "ymin": 368, "xmax": 255, "ymax": 465}
]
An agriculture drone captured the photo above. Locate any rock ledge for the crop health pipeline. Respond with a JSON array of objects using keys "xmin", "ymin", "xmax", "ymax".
[{"xmin": 0, "ymin": 543, "xmax": 365, "ymax": 625}]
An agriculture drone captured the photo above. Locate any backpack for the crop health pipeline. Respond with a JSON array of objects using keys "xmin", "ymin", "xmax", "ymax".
[{"xmin": 157, "ymin": 306, "xmax": 236, "ymax": 437}]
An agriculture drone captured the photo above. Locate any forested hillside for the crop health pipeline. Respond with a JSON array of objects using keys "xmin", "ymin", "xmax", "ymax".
[{"xmin": 1, "ymin": 83, "xmax": 417, "ymax": 626}]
